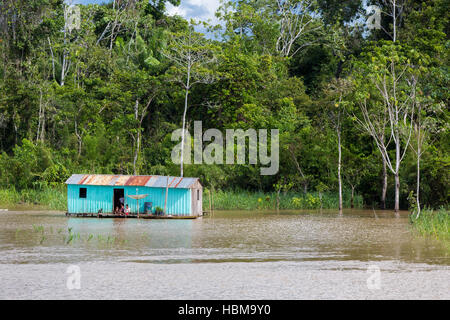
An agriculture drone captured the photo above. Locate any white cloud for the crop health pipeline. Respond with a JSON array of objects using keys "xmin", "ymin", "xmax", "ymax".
[
  {"xmin": 166, "ymin": 0, "xmax": 222, "ymax": 26},
  {"xmin": 70, "ymin": 0, "xmax": 223, "ymax": 26}
]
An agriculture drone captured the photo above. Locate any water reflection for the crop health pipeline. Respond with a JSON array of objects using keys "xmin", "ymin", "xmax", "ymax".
[{"xmin": 67, "ymin": 217, "xmax": 195, "ymax": 249}]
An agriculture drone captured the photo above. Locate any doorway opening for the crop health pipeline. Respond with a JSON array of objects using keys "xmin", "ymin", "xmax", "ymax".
[{"xmin": 113, "ymin": 188, "xmax": 125, "ymax": 212}]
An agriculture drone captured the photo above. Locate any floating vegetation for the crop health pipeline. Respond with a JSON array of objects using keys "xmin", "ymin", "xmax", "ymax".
[
  {"xmin": 24, "ymin": 224, "xmax": 130, "ymax": 247},
  {"xmin": 32, "ymin": 224, "xmax": 44, "ymax": 233},
  {"xmin": 66, "ymin": 233, "xmax": 74, "ymax": 245}
]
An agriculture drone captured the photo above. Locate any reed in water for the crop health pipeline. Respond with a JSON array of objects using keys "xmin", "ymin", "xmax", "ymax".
[{"xmin": 410, "ymin": 207, "xmax": 449, "ymax": 243}]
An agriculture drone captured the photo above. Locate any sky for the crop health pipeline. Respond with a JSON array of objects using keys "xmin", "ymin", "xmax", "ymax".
[
  {"xmin": 70, "ymin": 0, "xmax": 223, "ymax": 37},
  {"xmin": 71, "ymin": 0, "xmax": 222, "ymax": 25},
  {"xmin": 166, "ymin": 0, "xmax": 222, "ymax": 26}
]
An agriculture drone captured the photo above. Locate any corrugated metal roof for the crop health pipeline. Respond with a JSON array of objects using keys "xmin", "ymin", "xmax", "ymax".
[
  {"xmin": 65, "ymin": 174, "xmax": 200, "ymax": 189},
  {"xmin": 65, "ymin": 174, "xmax": 85, "ymax": 185},
  {"xmin": 125, "ymin": 176, "xmax": 152, "ymax": 186}
]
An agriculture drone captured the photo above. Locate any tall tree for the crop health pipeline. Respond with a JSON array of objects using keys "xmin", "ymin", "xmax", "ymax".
[
  {"xmin": 163, "ymin": 23, "xmax": 216, "ymax": 177},
  {"xmin": 322, "ymin": 78, "xmax": 352, "ymax": 214},
  {"xmin": 353, "ymin": 43, "xmax": 417, "ymax": 213},
  {"xmin": 275, "ymin": 0, "xmax": 322, "ymax": 57}
]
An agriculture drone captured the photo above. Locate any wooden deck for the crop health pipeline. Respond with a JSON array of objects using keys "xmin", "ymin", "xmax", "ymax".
[{"xmin": 65, "ymin": 212, "xmax": 199, "ymax": 219}]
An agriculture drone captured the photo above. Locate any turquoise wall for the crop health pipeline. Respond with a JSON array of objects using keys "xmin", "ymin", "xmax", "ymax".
[{"xmin": 67, "ymin": 185, "xmax": 192, "ymax": 215}]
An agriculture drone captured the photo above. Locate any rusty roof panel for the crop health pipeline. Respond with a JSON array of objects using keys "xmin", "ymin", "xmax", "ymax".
[
  {"xmin": 77, "ymin": 175, "xmax": 90, "ymax": 185},
  {"xmin": 173, "ymin": 177, "xmax": 183, "ymax": 188},
  {"xmin": 80, "ymin": 175, "xmax": 93, "ymax": 185},
  {"xmin": 84, "ymin": 175, "xmax": 111, "ymax": 185},
  {"xmin": 169, "ymin": 177, "xmax": 180, "ymax": 187},
  {"xmin": 108, "ymin": 175, "xmax": 120, "ymax": 186},
  {"xmin": 114, "ymin": 175, "xmax": 131, "ymax": 186},
  {"xmin": 66, "ymin": 174, "xmax": 200, "ymax": 188},
  {"xmin": 125, "ymin": 175, "xmax": 151, "ymax": 186}
]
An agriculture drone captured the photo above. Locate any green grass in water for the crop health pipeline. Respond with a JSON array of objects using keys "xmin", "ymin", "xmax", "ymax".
[
  {"xmin": 0, "ymin": 186, "xmax": 67, "ymax": 210},
  {"xmin": 410, "ymin": 208, "xmax": 449, "ymax": 243},
  {"xmin": 204, "ymin": 189, "xmax": 363, "ymax": 210}
]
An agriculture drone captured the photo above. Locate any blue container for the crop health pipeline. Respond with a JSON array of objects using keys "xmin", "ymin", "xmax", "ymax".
[{"xmin": 144, "ymin": 202, "xmax": 153, "ymax": 214}]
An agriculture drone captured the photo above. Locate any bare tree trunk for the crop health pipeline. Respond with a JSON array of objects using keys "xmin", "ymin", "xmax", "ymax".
[
  {"xmin": 381, "ymin": 157, "xmax": 387, "ymax": 209},
  {"xmin": 380, "ymin": 122, "xmax": 388, "ymax": 209},
  {"xmin": 392, "ymin": 0, "xmax": 397, "ymax": 42},
  {"xmin": 415, "ymin": 144, "xmax": 421, "ymax": 218},
  {"xmin": 394, "ymin": 129, "xmax": 400, "ymax": 214},
  {"xmin": 40, "ymin": 101, "xmax": 45, "ymax": 142},
  {"xmin": 96, "ymin": 22, "xmax": 111, "ymax": 45},
  {"xmin": 133, "ymin": 129, "xmax": 140, "ymax": 175},
  {"xmin": 47, "ymin": 37, "xmax": 56, "ymax": 80},
  {"xmin": 36, "ymin": 88, "xmax": 43, "ymax": 143},
  {"xmin": 61, "ymin": 15, "xmax": 68, "ymax": 86},
  {"xmin": 109, "ymin": 0, "xmax": 118, "ymax": 54},
  {"xmin": 180, "ymin": 64, "xmax": 191, "ymax": 177},
  {"xmin": 337, "ymin": 127, "xmax": 343, "ymax": 214},
  {"xmin": 289, "ymin": 147, "xmax": 308, "ymax": 193},
  {"xmin": 351, "ymin": 185, "xmax": 355, "ymax": 209},
  {"xmin": 133, "ymin": 99, "xmax": 139, "ymax": 175},
  {"xmin": 13, "ymin": 116, "xmax": 17, "ymax": 146},
  {"xmin": 74, "ymin": 120, "xmax": 82, "ymax": 158},
  {"xmin": 413, "ymin": 103, "xmax": 425, "ymax": 219},
  {"xmin": 383, "ymin": 0, "xmax": 405, "ymax": 42},
  {"xmin": 394, "ymin": 172, "xmax": 400, "ymax": 214}
]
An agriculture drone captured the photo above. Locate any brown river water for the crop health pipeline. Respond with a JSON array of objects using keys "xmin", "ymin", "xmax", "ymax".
[{"xmin": 0, "ymin": 209, "xmax": 448, "ymax": 299}]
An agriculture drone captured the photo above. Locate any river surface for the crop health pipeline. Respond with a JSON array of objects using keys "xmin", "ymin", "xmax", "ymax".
[{"xmin": 0, "ymin": 209, "xmax": 448, "ymax": 299}]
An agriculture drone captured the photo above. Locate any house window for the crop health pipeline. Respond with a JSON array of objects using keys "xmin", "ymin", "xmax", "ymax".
[
  {"xmin": 197, "ymin": 189, "xmax": 200, "ymax": 201},
  {"xmin": 79, "ymin": 188, "xmax": 87, "ymax": 198}
]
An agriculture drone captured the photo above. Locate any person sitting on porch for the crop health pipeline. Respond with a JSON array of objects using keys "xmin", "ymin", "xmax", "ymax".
[{"xmin": 124, "ymin": 204, "xmax": 131, "ymax": 215}]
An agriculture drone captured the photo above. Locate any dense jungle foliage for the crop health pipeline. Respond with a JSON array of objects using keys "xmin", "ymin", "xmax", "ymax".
[{"xmin": 0, "ymin": 0, "xmax": 448, "ymax": 210}]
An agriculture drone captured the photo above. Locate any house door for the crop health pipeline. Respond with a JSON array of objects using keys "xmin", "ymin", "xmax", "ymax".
[{"xmin": 113, "ymin": 188, "xmax": 125, "ymax": 212}]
